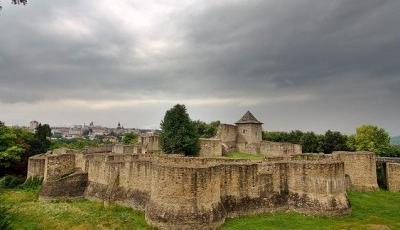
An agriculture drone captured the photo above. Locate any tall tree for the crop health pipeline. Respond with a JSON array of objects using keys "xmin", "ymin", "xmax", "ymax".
[
  {"xmin": 323, "ymin": 130, "xmax": 348, "ymax": 154},
  {"xmin": 300, "ymin": 132, "xmax": 324, "ymax": 153},
  {"xmin": 159, "ymin": 104, "xmax": 199, "ymax": 156},
  {"xmin": 352, "ymin": 125, "xmax": 390, "ymax": 154}
]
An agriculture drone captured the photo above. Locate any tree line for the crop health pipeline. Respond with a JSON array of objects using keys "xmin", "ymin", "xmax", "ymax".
[
  {"xmin": 0, "ymin": 121, "xmax": 51, "ymax": 176},
  {"xmin": 263, "ymin": 125, "xmax": 400, "ymax": 156}
]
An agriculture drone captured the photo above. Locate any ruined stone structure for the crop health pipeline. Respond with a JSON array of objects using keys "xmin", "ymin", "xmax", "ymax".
[
  {"xmin": 215, "ymin": 111, "xmax": 302, "ymax": 156},
  {"xmin": 26, "ymin": 111, "xmax": 393, "ymax": 229},
  {"xmin": 27, "ymin": 146, "xmax": 385, "ymax": 229},
  {"xmin": 29, "ymin": 149, "xmax": 359, "ymax": 229}
]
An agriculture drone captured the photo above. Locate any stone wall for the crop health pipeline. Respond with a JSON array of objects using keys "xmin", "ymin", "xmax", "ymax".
[
  {"xmin": 386, "ymin": 163, "xmax": 400, "ymax": 192},
  {"xmin": 333, "ymin": 151, "xmax": 378, "ymax": 191},
  {"xmin": 31, "ymin": 150, "xmax": 379, "ymax": 229},
  {"xmin": 81, "ymin": 154, "xmax": 350, "ymax": 229},
  {"xmin": 44, "ymin": 154, "xmax": 76, "ymax": 182},
  {"xmin": 112, "ymin": 144, "xmax": 135, "ymax": 154},
  {"xmin": 40, "ymin": 171, "xmax": 88, "ymax": 200},
  {"xmin": 27, "ymin": 156, "xmax": 46, "ymax": 178},
  {"xmin": 287, "ymin": 161, "xmax": 349, "ymax": 215},
  {"xmin": 216, "ymin": 124, "xmax": 238, "ymax": 152},
  {"xmin": 140, "ymin": 134, "xmax": 160, "ymax": 154},
  {"xmin": 260, "ymin": 141, "xmax": 302, "ymax": 157},
  {"xmin": 198, "ymin": 138, "xmax": 222, "ymax": 157}
]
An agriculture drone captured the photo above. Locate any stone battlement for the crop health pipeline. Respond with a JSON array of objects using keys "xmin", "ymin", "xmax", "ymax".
[{"xmin": 26, "ymin": 147, "xmax": 389, "ymax": 229}]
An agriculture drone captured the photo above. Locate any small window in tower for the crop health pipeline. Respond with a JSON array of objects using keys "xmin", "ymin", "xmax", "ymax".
[{"xmin": 243, "ymin": 129, "xmax": 246, "ymax": 134}]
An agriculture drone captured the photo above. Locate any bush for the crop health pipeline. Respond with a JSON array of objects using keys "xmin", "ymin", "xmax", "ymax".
[
  {"xmin": 19, "ymin": 176, "xmax": 43, "ymax": 190},
  {"xmin": 0, "ymin": 175, "xmax": 25, "ymax": 188}
]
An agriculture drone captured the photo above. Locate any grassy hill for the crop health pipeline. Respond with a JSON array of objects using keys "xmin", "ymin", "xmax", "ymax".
[
  {"xmin": 1, "ymin": 188, "xmax": 400, "ymax": 230},
  {"xmin": 391, "ymin": 136, "xmax": 400, "ymax": 145}
]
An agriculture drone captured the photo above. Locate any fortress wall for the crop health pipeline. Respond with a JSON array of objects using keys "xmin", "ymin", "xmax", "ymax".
[
  {"xmin": 289, "ymin": 154, "xmax": 333, "ymax": 161},
  {"xmin": 220, "ymin": 162, "xmax": 287, "ymax": 217},
  {"xmin": 84, "ymin": 145, "xmax": 113, "ymax": 154},
  {"xmin": 217, "ymin": 124, "xmax": 238, "ymax": 152},
  {"xmin": 260, "ymin": 141, "xmax": 302, "ymax": 157},
  {"xmin": 44, "ymin": 154, "xmax": 76, "ymax": 181},
  {"xmin": 74, "ymin": 152, "xmax": 90, "ymax": 172},
  {"xmin": 40, "ymin": 171, "xmax": 88, "ymax": 200},
  {"xmin": 112, "ymin": 144, "xmax": 135, "ymax": 154},
  {"xmin": 27, "ymin": 156, "xmax": 46, "ymax": 178},
  {"xmin": 333, "ymin": 151, "xmax": 378, "ymax": 191},
  {"xmin": 236, "ymin": 142, "xmax": 260, "ymax": 154},
  {"xmin": 386, "ymin": 163, "xmax": 400, "ymax": 192},
  {"xmin": 141, "ymin": 134, "xmax": 160, "ymax": 153},
  {"xmin": 287, "ymin": 161, "xmax": 350, "ymax": 215},
  {"xmin": 199, "ymin": 138, "xmax": 222, "ymax": 157},
  {"xmin": 146, "ymin": 165, "xmax": 225, "ymax": 230}
]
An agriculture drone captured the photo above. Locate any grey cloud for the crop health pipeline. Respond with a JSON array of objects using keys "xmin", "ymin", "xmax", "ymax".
[{"xmin": 0, "ymin": 0, "xmax": 399, "ymax": 134}]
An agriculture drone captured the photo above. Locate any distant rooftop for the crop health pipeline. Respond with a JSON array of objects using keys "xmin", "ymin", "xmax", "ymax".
[{"xmin": 235, "ymin": 111, "xmax": 263, "ymax": 124}]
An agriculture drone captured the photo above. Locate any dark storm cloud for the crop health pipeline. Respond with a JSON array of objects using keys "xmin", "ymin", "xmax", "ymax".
[{"xmin": 0, "ymin": 0, "xmax": 399, "ymax": 134}]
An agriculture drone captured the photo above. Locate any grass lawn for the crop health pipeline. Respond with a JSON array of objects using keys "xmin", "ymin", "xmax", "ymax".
[
  {"xmin": 1, "ymin": 189, "xmax": 399, "ymax": 230},
  {"xmin": 223, "ymin": 152, "xmax": 265, "ymax": 160}
]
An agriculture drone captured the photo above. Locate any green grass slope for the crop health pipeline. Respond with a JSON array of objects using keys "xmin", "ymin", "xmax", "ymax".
[{"xmin": 1, "ymin": 189, "xmax": 399, "ymax": 230}]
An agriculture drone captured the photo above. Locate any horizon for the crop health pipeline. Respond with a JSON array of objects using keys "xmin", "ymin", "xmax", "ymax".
[{"xmin": 1, "ymin": 0, "xmax": 400, "ymax": 135}]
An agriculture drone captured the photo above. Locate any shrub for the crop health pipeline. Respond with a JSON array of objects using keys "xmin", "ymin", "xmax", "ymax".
[{"xmin": 0, "ymin": 175, "xmax": 25, "ymax": 188}]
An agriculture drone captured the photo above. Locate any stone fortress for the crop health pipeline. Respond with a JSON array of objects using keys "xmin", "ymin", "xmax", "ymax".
[{"xmin": 27, "ymin": 111, "xmax": 400, "ymax": 230}]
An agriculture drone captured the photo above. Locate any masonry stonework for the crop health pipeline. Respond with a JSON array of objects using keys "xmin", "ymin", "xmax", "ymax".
[
  {"xmin": 27, "ymin": 148, "xmax": 379, "ymax": 229},
  {"xmin": 333, "ymin": 151, "xmax": 378, "ymax": 191},
  {"xmin": 386, "ymin": 163, "xmax": 400, "ymax": 192},
  {"xmin": 26, "ymin": 112, "xmax": 388, "ymax": 230}
]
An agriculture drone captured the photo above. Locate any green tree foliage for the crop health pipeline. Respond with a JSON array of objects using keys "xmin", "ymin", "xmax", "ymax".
[
  {"xmin": 50, "ymin": 138, "xmax": 106, "ymax": 150},
  {"xmin": 323, "ymin": 130, "xmax": 349, "ymax": 154},
  {"xmin": 159, "ymin": 104, "xmax": 199, "ymax": 156},
  {"xmin": 262, "ymin": 131, "xmax": 290, "ymax": 142},
  {"xmin": 122, "ymin": 132, "xmax": 139, "ymax": 145},
  {"xmin": 378, "ymin": 145, "xmax": 400, "ymax": 157},
  {"xmin": 0, "ymin": 123, "xmax": 30, "ymax": 170},
  {"xmin": 263, "ymin": 130, "xmax": 349, "ymax": 154},
  {"xmin": 192, "ymin": 120, "xmax": 220, "ymax": 138},
  {"xmin": 0, "ymin": 122, "xmax": 53, "ymax": 176},
  {"xmin": 29, "ymin": 124, "xmax": 52, "ymax": 155},
  {"xmin": 352, "ymin": 125, "xmax": 390, "ymax": 154},
  {"xmin": 300, "ymin": 132, "xmax": 324, "ymax": 153}
]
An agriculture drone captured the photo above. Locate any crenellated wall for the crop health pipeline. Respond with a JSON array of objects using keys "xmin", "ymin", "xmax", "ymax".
[{"xmin": 29, "ymin": 149, "xmax": 389, "ymax": 229}]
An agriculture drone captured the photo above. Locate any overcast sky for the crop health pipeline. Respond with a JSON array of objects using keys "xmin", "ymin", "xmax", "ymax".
[{"xmin": 0, "ymin": 0, "xmax": 399, "ymax": 135}]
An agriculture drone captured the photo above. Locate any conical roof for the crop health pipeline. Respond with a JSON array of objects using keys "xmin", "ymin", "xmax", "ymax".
[{"xmin": 235, "ymin": 111, "xmax": 263, "ymax": 124}]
